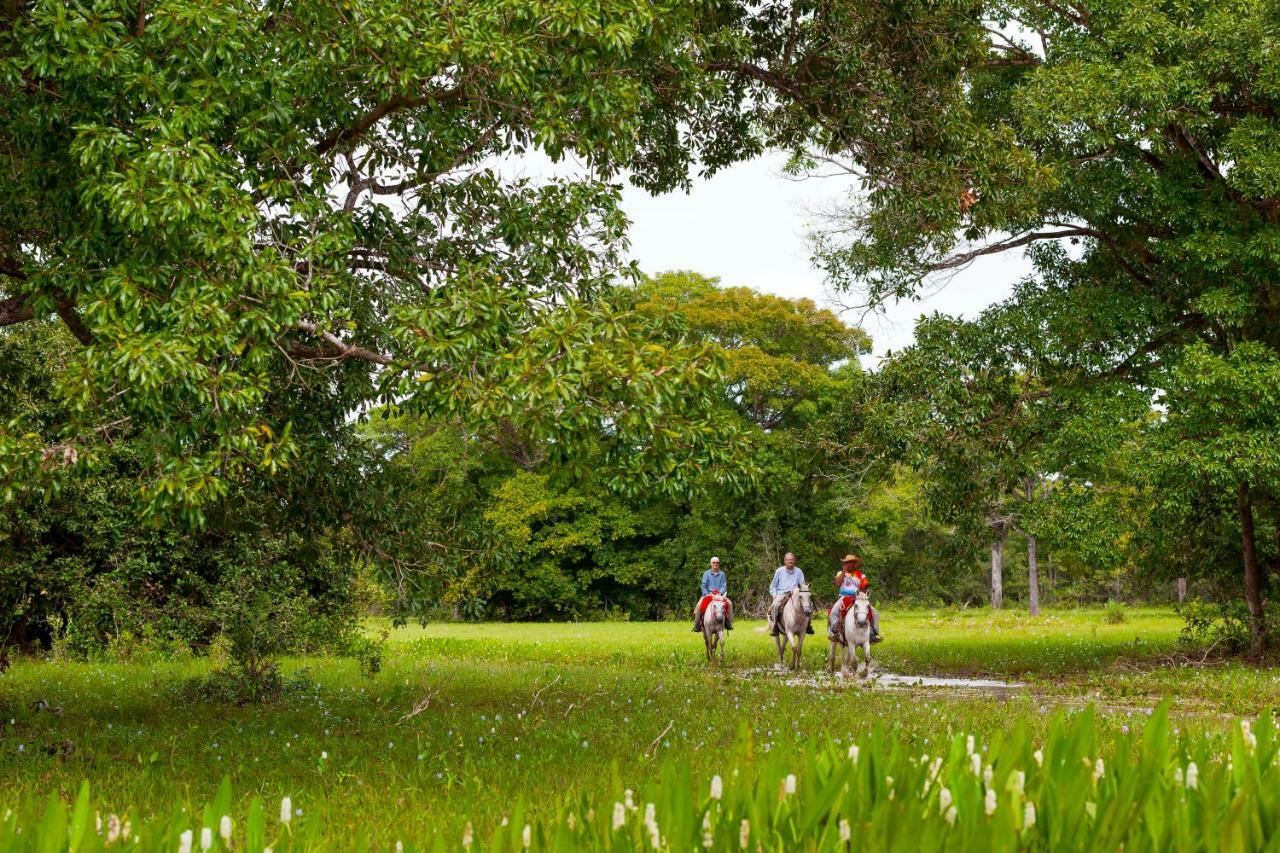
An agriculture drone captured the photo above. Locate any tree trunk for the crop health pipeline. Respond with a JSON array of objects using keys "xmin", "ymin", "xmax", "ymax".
[
  {"xmin": 1176, "ymin": 577, "xmax": 1187, "ymax": 603},
  {"xmin": 1027, "ymin": 534, "xmax": 1040, "ymax": 616},
  {"xmin": 991, "ymin": 536, "xmax": 1004, "ymax": 610},
  {"xmin": 1239, "ymin": 482, "xmax": 1267, "ymax": 653}
]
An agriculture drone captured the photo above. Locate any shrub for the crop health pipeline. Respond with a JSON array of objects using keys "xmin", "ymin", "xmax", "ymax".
[
  {"xmin": 1102, "ymin": 600, "xmax": 1127, "ymax": 624},
  {"xmin": 1177, "ymin": 598, "xmax": 1250, "ymax": 652}
]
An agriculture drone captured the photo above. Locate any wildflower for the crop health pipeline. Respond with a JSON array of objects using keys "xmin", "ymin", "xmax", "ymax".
[
  {"xmin": 106, "ymin": 814, "xmax": 121, "ymax": 844},
  {"xmin": 969, "ymin": 752, "xmax": 982, "ymax": 777},
  {"xmin": 612, "ymin": 803, "xmax": 626, "ymax": 831},
  {"xmin": 280, "ymin": 797, "xmax": 292, "ymax": 825},
  {"xmin": 848, "ymin": 744, "xmax": 860, "ymax": 764},
  {"xmin": 839, "ymin": 819, "xmax": 851, "ymax": 842},
  {"xmin": 984, "ymin": 789, "xmax": 997, "ymax": 817},
  {"xmin": 1174, "ymin": 767, "xmax": 1184, "ymax": 786},
  {"xmin": 702, "ymin": 811, "xmax": 714, "ymax": 848},
  {"xmin": 739, "ymin": 818, "xmax": 751, "ymax": 849},
  {"xmin": 1023, "ymin": 801, "xmax": 1036, "ymax": 830},
  {"xmin": 784, "ymin": 774, "xmax": 797, "ymax": 795},
  {"xmin": 644, "ymin": 804, "xmax": 660, "ymax": 849},
  {"xmin": 522, "ymin": 824, "xmax": 531, "ymax": 849},
  {"xmin": 566, "ymin": 813, "xmax": 577, "ymax": 831},
  {"xmin": 121, "ymin": 820, "xmax": 131, "ymax": 840},
  {"xmin": 200, "ymin": 827, "xmax": 212, "ymax": 851},
  {"xmin": 710, "ymin": 775, "xmax": 723, "ymax": 801},
  {"xmin": 1121, "ymin": 725, "xmax": 1130, "ymax": 734},
  {"xmin": 395, "ymin": 843, "xmax": 403, "ymax": 853},
  {"xmin": 939, "ymin": 787, "xmax": 953, "ymax": 814},
  {"xmin": 1242, "ymin": 720, "xmax": 1257, "ymax": 753},
  {"xmin": 966, "ymin": 735, "xmax": 975, "ymax": 756},
  {"xmin": 178, "ymin": 830, "xmax": 193, "ymax": 853},
  {"xmin": 219, "ymin": 815, "xmax": 232, "ymax": 843},
  {"xmin": 945, "ymin": 806, "xmax": 957, "ymax": 826},
  {"xmin": 321, "ymin": 751, "xmax": 328, "ymax": 760},
  {"xmin": 462, "ymin": 822, "xmax": 474, "ymax": 848},
  {"xmin": 1186, "ymin": 762, "xmax": 1199, "ymax": 790},
  {"xmin": 1033, "ymin": 749, "xmax": 1043, "ymax": 767},
  {"xmin": 1091, "ymin": 757, "xmax": 1105, "ymax": 783},
  {"xmin": 983, "ymin": 765, "xmax": 994, "ymax": 787}
]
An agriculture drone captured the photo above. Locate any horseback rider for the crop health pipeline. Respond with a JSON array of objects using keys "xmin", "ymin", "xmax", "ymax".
[
  {"xmin": 692, "ymin": 556, "xmax": 734, "ymax": 632},
  {"xmin": 828, "ymin": 555, "xmax": 882, "ymax": 644},
  {"xmin": 767, "ymin": 552, "xmax": 815, "ymax": 635}
]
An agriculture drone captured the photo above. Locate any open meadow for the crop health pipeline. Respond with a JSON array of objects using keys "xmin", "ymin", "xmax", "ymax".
[{"xmin": 5, "ymin": 608, "xmax": 1280, "ymax": 850}]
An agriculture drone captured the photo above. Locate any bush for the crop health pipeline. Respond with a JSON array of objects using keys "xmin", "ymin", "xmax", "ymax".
[
  {"xmin": 1177, "ymin": 597, "xmax": 1250, "ymax": 652},
  {"xmin": 1102, "ymin": 600, "xmax": 1127, "ymax": 624}
]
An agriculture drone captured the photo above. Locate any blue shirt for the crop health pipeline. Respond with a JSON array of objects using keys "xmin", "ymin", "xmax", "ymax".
[
  {"xmin": 701, "ymin": 569, "xmax": 727, "ymax": 597},
  {"xmin": 769, "ymin": 567, "xmax": 805, "ymax": 596}
]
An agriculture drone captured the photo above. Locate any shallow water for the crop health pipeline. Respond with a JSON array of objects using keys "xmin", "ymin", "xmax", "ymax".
[{"xmin": 737, "ymin": 666, "xmax": 1025, "ymax": 691}]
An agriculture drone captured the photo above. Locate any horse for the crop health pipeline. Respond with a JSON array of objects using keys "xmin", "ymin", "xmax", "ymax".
[
  {"xmin": 702, "ymin": 594, "xmax": 728, "ymax": 663},
  {"xmin": 827, "ymin": 591, "xmax": 873, "ymax": 678},
  {"xmin": 774, "ymin": 584, "xmax": 814, "ymax": 670}
]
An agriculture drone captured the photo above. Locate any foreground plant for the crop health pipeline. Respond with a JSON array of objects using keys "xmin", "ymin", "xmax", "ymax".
[{"xmin": 6, "ymin": 702, "xmax": 1277, "ymax": 851}]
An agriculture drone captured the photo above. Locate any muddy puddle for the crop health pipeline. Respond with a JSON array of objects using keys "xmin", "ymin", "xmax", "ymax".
[{"xmin": 737, "ymin": 666, "xmax": 1025, "ymax": 691}]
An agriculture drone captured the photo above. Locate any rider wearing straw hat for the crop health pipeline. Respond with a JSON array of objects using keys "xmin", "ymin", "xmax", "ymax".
[{"xmin": 828, "ymin": 554, "xmax": 882, "ymax": 644}]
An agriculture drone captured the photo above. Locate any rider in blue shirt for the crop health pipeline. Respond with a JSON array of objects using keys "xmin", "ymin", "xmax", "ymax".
[
  {"xmin": 692, "ymin": 557, "xmax": 733, "ymax": 632},
  {"xmin": 766, "ymin": 552, "xmax": 814, "ymax": 635}
]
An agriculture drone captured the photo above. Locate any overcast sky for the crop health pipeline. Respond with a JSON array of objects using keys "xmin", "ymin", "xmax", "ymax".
[{"xmin": 619, "ymin": 151, "xmax": 1033, "ymax": 366}]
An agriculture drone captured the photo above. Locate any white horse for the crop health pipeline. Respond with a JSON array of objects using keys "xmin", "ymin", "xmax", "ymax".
[
  {"xmin": 702, "ymin": 595, "xmax": 728, "ymax": 663},
  {"xmin": 774, "ymin": 584, "xmax": 814, "ymax": 670},
  {"xmin": 827, "ymin": 591, "xmax": 873, "ymax": 678}
]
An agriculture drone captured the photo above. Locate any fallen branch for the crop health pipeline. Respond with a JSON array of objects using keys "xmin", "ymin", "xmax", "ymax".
[
  {"xmin": 645, "ymin": 720, "xmax": 674, "ymax": 758},
  {"xmin": 397, "ymin": 687, "xmax": 438, "ymax": 725},
  {"xmin": 524, "ymin": 674, "xmax": 562, "ymax": 717}
]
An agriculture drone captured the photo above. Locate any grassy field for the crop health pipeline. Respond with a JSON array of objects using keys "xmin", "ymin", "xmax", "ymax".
[{"xmin": 3, "ymin": 608, "xmax": 1279, "ymax": 849}]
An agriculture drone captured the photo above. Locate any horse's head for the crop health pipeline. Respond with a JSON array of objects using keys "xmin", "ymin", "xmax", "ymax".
[
  {"xmin": 795, "ymin": 584, "xmax": 814, "ymax": 616},
  {"xmin": 853, "ymin": 592, "xmax": 870, "ymax": 627},
  {"xmin": 708, "ymin": 597, "xmax": 726, "ymax": 621}
]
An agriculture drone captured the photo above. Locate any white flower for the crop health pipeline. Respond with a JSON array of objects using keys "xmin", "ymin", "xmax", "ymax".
[
  {"xmin": 280, "ymin": 796, "xmax": 292, "ymax": 825},
  {"xmin": 462, "ymin": 822, "xmax": 474, "ymax": 848},
  {"xmin": 945, "ymin": 806, "xmax": 957, "ymax": 826},
  {"xmin": 1093, "ymin": 758, "xmax": 1105, "ymax": 783},
  {"xmin": 200, "ymin": 827, "xmax": 212, "ymax": 851},
  {"xmin": 848, "ymin": 745, "xmax": 860, "ymax": 764},
  {"xmin": 784, "ymin": 774, "xmax": 797, "ymax": 795},
  {"xmin": 625, "ymin": 789, "xmax": 636, "ymax": 811},
  {"xmin": 982, "ymin": 765, "xmax": 993, "ymax": 787},
  {"xmin": 522, "ymin": 824, "xmax": 531, "ymax": 849},
  {"xmin": 321, "ymin": 751, "xmax": 328, "ymax": 760},
  {"xmin": 1242, "ymin": 720, "xmax": 1257, "ymax": 753},
  {"xmin": 739, "ymin": 819, "xmax": 750, "ymax": 849},
  {"xmin": 1186, "ymin": 762, "xmax": 1199, "ymax": 790},
  {"xmin": 839, "ymin": 819, "xmax": 851, "ymax": 842},
  {"xmin": 702, "ymin": 811, "xmax": 714, "ymax": 848},
  {"xmin": 1023, "ymin": 801, "xmax": 1036, "ymax": 829},
  {"xmin": 178, "ymin": 829, "xmax": 193, "ymax": 853},
  {"xmin": 939, "ymin": 787, "xmax": 953, "ymax": 814},
  {"xmin": 106, "ymin": 814, "xmax": 121, "ymax": 844},
  {"xmin": 612, "ymin": 803, "xmax": 626, "ymax": 831},
  {"xmin": 395, "ymin": 843, "xmax": 403, "ymax": 853},
  {"xmin": 644, "ymin": 804, "xmax": 660, "ymax": 849},
  {"xmin": 984, "ymin": 789, "xmax": 997, "ymax": 817},
  {"xmin": 710, "ymin": 775, "xmax": 723, "ymax": 801},
  {"xmin": 1174, "ymin": 767, "xmax": 1184, "ymax": 786},
  {"xmin": 970, "ymin": 753, "xmax": 982, "ymax": 777},
  {"xmin": 1033, "ymin": 749, "xmax": 1043, "ymax": 767},
  {"xmin": 966, "ymin": 735, "xmax": 975, "ymax": 757}
]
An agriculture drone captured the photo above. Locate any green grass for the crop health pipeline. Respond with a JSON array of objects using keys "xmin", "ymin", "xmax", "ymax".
[{"xmin": 2, "ymin": 608, "xmax": 1277, "ymax": 849}]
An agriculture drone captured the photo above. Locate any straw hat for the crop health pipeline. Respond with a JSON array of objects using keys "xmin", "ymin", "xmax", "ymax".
[{"xmin": 841, "ymin": 554, "xmax": 862, "ymax": 568}]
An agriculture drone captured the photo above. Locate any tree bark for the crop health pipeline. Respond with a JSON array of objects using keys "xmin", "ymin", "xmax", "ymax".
[
  {"xmin": 1025, "ymin": 478, "xmax": 1040, "ymax": 616},
  {"xmin": 1239, "ymin": 482, "xmax": 1267, "ymax": 654},
  {"xmin": 1176, "ymin": 576, "xmax": 1187, "ymax": 603},
  {"xmin": 1027, "ymin": 534, "xmax": 1040, "ymax": 616},
  {"xmin": 990, "ymin": 535, "xmax": 1004, "ymax": 610}
]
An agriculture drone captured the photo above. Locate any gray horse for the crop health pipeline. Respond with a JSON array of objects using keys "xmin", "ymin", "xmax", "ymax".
[
  {"xmin": 702, "ymin": 595, "xmax": 728, "ymax": 663},
  {"xmin": 774, "ymin": 584, "xmax": 814, "ymax": 670},
  {"xmin": 827, "ymin": 591, "xmax": 873, "ymax": 678}
]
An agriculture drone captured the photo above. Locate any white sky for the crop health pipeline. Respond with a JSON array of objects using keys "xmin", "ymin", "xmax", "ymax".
[{"xmin": 620, "ymin": 152, "xmax": 1033, "ymax": 366}]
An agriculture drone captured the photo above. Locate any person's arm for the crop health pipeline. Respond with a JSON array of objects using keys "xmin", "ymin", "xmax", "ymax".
[
  {"xmin": 768, "ymin": 569, "xmax": 780, "ymax": 597},
  {"xmin": 721, "ymin": 574, "xmax": 728, "ymax": 596}
]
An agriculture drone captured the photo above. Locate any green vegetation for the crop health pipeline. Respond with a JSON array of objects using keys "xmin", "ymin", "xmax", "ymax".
[{"xmin": 5, "ymin": 612, "xmax": 1280, "ymax": 849}]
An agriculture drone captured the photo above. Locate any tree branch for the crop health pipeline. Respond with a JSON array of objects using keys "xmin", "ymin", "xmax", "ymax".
[
  {"xmin": 928, "ymin": 228, "xmax": 1099, "ymax": 272},
  {"xmin": 314, "ymin": 86, "xmax": 464, "ymax": 156},
  {"xmin": 290, "ymin": 321, "xmax": 392, "ymax": 365}
]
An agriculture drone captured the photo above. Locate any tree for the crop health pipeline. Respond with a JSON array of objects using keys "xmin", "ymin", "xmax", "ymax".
[
  {"xmin": 0, "ymin": 0, "xmax": 799, "ymax": 523},
  {"xmin": 781, "ymin": 0, "xmax": 1280, "ymax": 649}
]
